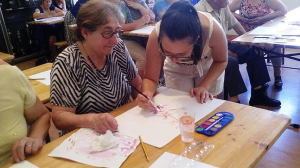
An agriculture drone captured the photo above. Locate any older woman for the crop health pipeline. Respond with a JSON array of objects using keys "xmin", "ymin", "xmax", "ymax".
[
  {"xmin": 0, "ymin": 59, "xmax": 50, "ymax": 166},
  {"xmin": 136, "ymin": 1, "xmax": 227, "ymax": 108},
  {"xmin": 50, "ymin": 0, "xmax": 142, "ymax": 136},
  {"xmin": 229, "ymin": 0, "xmax": 287, "ymax": 89}
]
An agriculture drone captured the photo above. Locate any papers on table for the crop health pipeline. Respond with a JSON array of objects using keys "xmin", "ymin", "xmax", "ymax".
[
  {"xmin": 9, "ymin": 160, "xmax": 39, "ymax": 168},
  {"xmin": 28, "ymin": 70, "xmax": 51, "ymax": 86},
  {"xmin": 128, "ymin": 25, "xmax": 155, "ymax": 36},
  {"xmin": 116, "ymin": 88, "xmax": 225, "ymax": 148},
  {"xmin": 49, "ymin": 128, "xmax": 139, "ymax": 168},
  {"xmin": 253, "ymin": 36, "xmax": 296, "ymax": 44},
  {"xmin": 249, "ymin": 26, "xmax": 300, "ymax": 36},
  {"xmin": 149, "ymin": 152, "xmax": 218, "ymax": 168},
  {"xmin": 34, "ymin": 17, "xmax": 64, "ymax": 23}
]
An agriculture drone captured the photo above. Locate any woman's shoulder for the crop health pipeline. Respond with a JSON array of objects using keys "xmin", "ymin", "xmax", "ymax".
[{"xmin": 55, "ymin": 44, "xmax": 81, "ymax": 67}]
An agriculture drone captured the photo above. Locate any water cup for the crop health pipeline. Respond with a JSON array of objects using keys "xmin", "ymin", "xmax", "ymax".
[{"xmin": 178, "ymin": 108, "xmax": 195, "ymax": 143}]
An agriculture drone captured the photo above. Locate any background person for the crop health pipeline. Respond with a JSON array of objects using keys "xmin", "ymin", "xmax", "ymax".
[
  {"xmin": 229, "ymin": 0, "xmax": 287, "ymax": 89},
  {"xmin": 33, "ymin": 0, "xmax": 65, "ymax": 61},
  {"xmin": 195, "ymin": 0, "xmax": 281, "ymax": 107},
  {"xmin": 117, "ymin": 0, "xmax": 155, "ymax": 78}
]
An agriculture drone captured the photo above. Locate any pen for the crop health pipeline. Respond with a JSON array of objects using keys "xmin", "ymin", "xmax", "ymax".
[
  {"xmin": 130, "ymin": 85, "xmax": 161, "ymax": 111},
  {"xmin": 139, "ymin": 135, "xmax": 149, "ymax": 162}
]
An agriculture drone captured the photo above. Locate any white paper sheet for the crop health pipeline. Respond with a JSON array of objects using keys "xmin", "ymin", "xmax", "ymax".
[
  {"xmin": 150, "ymin": 152, "xmax": 218, "ymax": 168},
  {"xmin": 116, "ymin": 88, "xmax": 224, "ymax": 148},
  {"xmin": 252, "ymin": 36, "xmax": 296, "ymax": 44},
  {"xmin": 49, "ymin": 128, "xmax": 139, "ymax": 168},
  {"xmin": 28, "ymin": 70, "xmax": 51, "ymax": 86},
  {"xmin": 34, "ymin": 17, "xmax": 64, "ymax": 23},
  {"xmin": 9, "ymin": 160, "xmax": 39, "ymax": 168},
  {"xmin": 129, "ymin": 25, "xmax": 155, "ymax": 35},
  {"xmin": 249, "ymin": 26, "xmax": 300, "ymax": 36}
]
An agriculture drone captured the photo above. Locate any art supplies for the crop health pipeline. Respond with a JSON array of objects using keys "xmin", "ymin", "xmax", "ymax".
[
  {"xmin": 196, "ymin": 112, "xmax": 234, "ymax": 136},
  {"xmin": 49, "ymin": 128, "xmax": 139, "ymax": 168},
  {"xmin": 139, "ymin": 135, "xmax": 150, "ymax": 161},
  {"xmin": 130, "ymin": 85, "xmax": 161, "ymax": 111},
  {"xmin": 116, "ymin": 88, "xmax": 225, "ymax": 148}
]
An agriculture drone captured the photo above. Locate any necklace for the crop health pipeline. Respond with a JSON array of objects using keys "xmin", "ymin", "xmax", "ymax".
[{"xmin": 81, "ymin": 42, "xmax": 100, "ymax": 72}]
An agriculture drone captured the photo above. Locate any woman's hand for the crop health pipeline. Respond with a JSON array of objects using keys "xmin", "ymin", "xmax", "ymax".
[
  {"xmin": 11, "ymin": 137, "xmax": 44, "ymax": 163},
  {"xmin": 190, "ymin": 86, "xmax": 213, "ymax": 104},
  {"xmin": 138, "ymin": 15, "xmax": 150, "ymax": 26},
  {"xmin": 249, "ymin": 17, "xmax": 263, "ymax": 24},
  {"xmin": 125, "ymin": 0, "xmax": 143, "ymax": 10},
  {"xmin": 136, "ymin": 91, "xmax": 153, "ymax": 109},
  {"xmin": 93, "ymin": 113, "xmax": 118, "ymax": 134}
]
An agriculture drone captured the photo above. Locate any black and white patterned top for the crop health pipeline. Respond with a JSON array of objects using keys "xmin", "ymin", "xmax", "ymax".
[{"xmin": 50, "ymin": 39, "xmax": 137, "ymax": 114}]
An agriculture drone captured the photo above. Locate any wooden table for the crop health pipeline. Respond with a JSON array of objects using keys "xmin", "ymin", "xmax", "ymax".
[
  {"xmin": 232, "ymin": 6, "xmax": 300, "ymax": 62},
  {"xmin": 23, "ymin": 63, "xmax": 52, "ymax": 104},
  {"xmin": 0, "ymin": 52, "xmax": 14, "ymax": 62},
  {"xmin": 122, "ymin": 24, "xmax": 155, "ymax": 38},
  {"xmin": 3, "ymin": 100, "xmax": 290, "ymax": 168}
]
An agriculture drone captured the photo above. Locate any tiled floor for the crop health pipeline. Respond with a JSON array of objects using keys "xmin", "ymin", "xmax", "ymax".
[{"xmin": 15, "ymin": 49, "xmax": 300, "ymax": 167}]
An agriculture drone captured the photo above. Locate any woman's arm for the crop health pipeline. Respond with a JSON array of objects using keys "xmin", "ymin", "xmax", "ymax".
[
  {"xmin": 191, "ymin": 20, "xmax": 228, "ymax": 103},
  {"xmin": 259, "ymin": 0, "xmax": 287, "ymax": 22},
  {"xmin": 136, "ymin": 29, "xmax": 161, "ymax": 108},
  {"xmin": 121, "ymin": 20, "xmax": 147, "ymax": 31},
  {"xmin": 11, "ymin": 97, "xmax": 50, "ymax": 163},
  {"xmin": 33, "ymin": 8, "xmax": 50, "ymax": 19},
  {"xmin": 59, "ymin": 0, "xmax": 67, "ymax": 13},
  {"xmin": 229, "ymin": 0, "xmax": 248, "ymax": 22},
  {"xmin": 52, "ymin": 106, "xmax": 118, "ymax": 134},
  {"xmin": 54, "ymin": 7, "xmax": 65, "ymax": 17},
  {"xmin": 130, "ymin": 75, "xmax": 142, "ymax": 99},
  {"xmin": 125, "ymin": 0, "xmax": 155, "ymax": 21}
]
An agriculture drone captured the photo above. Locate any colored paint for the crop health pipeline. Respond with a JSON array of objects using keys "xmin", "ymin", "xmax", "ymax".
[
  {"xmin": 211, "ymin": 127, "xmax": 218, "ymax": 131},
  {"xmin": 215, "ymin": 124, "xmax": 222, "ymax": 128},
  {"xmin": 212, "ymin": 116, "xmax": 219, "ymax": 119},
  {"xmin": 201, "ymin": 124, "xmax": 208, "ymax": 128},
  {"xmin": 196, "ymin": 111, "xmax": 235, "ymax": 136},
  {"xmin": 218, "ymin": 122, "xmax": 225, "ymax": 125},
  {"xmin": 225, "ymin": 116, "xmax": 233, "ymax": 119},
  {"xmin": 204, "ymin": 121, "xmax": 211, "ymax": 125}
]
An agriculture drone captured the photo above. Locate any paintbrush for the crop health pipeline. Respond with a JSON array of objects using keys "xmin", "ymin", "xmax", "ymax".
[{"xmin": 131, "ymin": 85, "xmax": 161, "ymax": 111}]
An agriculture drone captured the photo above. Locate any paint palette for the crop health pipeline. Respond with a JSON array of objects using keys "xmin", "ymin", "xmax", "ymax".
[{"xmin": 195, "ymin": 112, "xmax": 234, "ymax": 136}]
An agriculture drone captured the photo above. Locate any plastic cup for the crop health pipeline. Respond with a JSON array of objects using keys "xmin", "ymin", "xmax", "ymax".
[{"xmin": 178, "ymin": 108, "xmax": 195, "ymax": 143}]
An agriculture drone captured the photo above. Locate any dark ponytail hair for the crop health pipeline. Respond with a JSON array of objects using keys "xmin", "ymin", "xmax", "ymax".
[{"xmin": 159, "ymin": 0, "xmax": 203, "ymax": 64}]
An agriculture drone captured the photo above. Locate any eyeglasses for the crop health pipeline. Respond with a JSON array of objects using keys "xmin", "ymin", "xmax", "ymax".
[
  {"xmin": 159, "ymin": 43, "xmax": 194, "ymax": 64},
  {"xmin": 102, "ymin": 30, "xmax": 123, "ymax": 39}
]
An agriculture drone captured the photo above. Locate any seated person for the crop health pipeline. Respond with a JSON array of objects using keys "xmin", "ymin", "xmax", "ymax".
[
  {"xmin": 33, "ymin": 0, "xmax": 64, "ymax": 61},
  {"xmin": 229, "ymin": 0, "xmax": 287, "ymax": 89},
  {"xmin": 195, "ymin": 0, "xmax": 281, "ymax": 107},
  {"xmin": 64, "ymin": 0, "xmax": 90, "ymax": 46},
  {"xmin": 136, "ymin": 1, "xmax": 227, "ymax": 108},
  {"xmin": 153, "ymin": 0, "xmax": 178, "ymax": 21},
  {"xmin": 117, "ymin": 0, "xmax": 155, "ymax": 78},
  {"xmin": 50, "ymin": 0, "xmax": 142, "ymax": 136},
  {"xmin": 52, "ymin": 0, "xmax": 67, "ymax": 13},
  {"xmin": 0, "ymin": 58, "xmax": 50, "ymax": 167}
]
